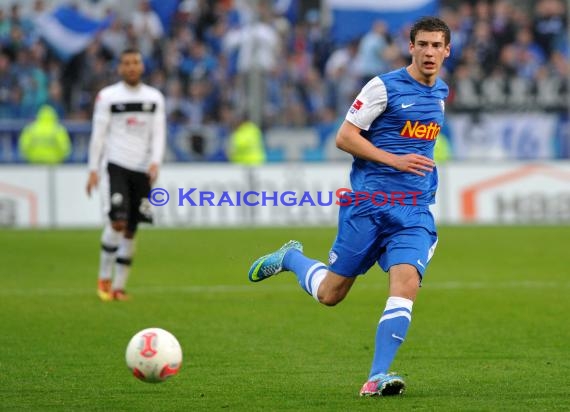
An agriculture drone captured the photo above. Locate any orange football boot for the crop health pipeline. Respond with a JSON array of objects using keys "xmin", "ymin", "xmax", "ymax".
[{"xmin": 97, "ymin": 279, "xmax": 113, "ymax": 301}]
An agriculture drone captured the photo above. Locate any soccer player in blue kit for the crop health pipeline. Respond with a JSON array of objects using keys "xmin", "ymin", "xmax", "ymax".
[{"xmin": 248, "ymin": 17, "xmax": 451, "ymax": 396}]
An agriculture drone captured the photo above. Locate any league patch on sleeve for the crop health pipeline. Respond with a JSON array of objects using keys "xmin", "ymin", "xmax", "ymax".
[{"xmin": 349, "ymin": 99, "xmax": 363, "ymax": 114}]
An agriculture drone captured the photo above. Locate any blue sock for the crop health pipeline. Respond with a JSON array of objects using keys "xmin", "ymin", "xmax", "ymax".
[
  {"xmin": 369, "ymin": 296, "xmax": 413, "ymax": 378},
  {"xmin": 283, "ymin": 249, "xmax": 327, "ymax": 298}
]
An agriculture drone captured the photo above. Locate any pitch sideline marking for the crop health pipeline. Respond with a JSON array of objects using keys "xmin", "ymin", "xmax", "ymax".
[{"xmin": 0, "ymin": 280, "xmax": 568, "ymax": 297}]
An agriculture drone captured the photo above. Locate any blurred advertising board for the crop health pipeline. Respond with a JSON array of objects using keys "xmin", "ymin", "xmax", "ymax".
[
  {"xmin": 447, "ymin": 113, "xmax": 559, "ymax": 160},
  {"xmin": 1, "ymin": 162, "xmax": 569, "ymax": 228}
]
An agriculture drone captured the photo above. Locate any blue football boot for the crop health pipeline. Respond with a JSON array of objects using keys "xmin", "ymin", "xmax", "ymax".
[{"xmin": 248, "ymin": 240, "xmax": 303, "ymax": 282}]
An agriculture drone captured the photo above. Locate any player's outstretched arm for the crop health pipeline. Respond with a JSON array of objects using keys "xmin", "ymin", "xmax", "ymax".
[
  {"xmin": 336, "ymin": 120, "xmax": 434, "ymax": 176},
  {"xmin": 336, "ymin": 120, "xmax": 395, "ymax": 164},
  {"xmin": 86, "ymin": 171, "xmax": 99, "ymax": 197},
  {"xmin": 148, "ymin": 163, "xmax": 159, "ymax": 185},
  {"xmin": 390, "ymin": 153, "xmax": 434, "ymax": 177}
]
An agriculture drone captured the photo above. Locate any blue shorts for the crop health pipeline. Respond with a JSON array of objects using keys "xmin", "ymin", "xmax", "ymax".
[{"xmin": 328, "ymin": 203, "xmax": 438, "ymax": 278}]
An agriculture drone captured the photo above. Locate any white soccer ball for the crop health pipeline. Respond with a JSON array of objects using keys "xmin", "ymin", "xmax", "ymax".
[{"xmin": 125, "ymin": 327, "xmax": 183, "ymax": 383}]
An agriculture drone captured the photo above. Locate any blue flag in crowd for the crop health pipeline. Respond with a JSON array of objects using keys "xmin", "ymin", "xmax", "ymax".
[
  {"xmin": 35, "ymin": 6, "xmax": 113, "ymax": 61},
  {"xmin": 326, "ymin": 0, "xmax": 439, "ymax": 43},
  {"xmin": 150, "ymin": 0, "xmax": 180, "ymax": 34},
  {"xmin": 274, "ymin": 0, "xmax": 299, "ymax": 24}
]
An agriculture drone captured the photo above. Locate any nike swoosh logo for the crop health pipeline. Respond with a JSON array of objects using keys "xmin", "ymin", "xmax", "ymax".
[
  {"xmin": 401, "ymin": 103, "xmax": 415, "ymax": 108},
  {"xmin": 392, "ymin": 334, "xmax": 405, "ymax": 342},
  {"xmin": 417, "ymin": 259, "xmax": 425, "ymax": 268}
]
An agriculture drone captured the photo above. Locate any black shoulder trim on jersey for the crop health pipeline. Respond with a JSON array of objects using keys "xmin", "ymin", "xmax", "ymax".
[{"xmin": 111, "ymin": 102, "xmax": 157, "ymax": 113}]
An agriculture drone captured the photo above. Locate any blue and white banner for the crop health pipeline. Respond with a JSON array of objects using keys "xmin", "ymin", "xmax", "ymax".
[
  {"xmin": 326, "ymin": 0, "xmax": 439, "ymax": 43},
  {"xmin": 274, "ymin": 0, "xmax": 299, "ymax": 24},
  {"xmin": 151, "ymin": 0, "xmax": 180, "ymax": 34},
  {"xmin": 35, "ymin": 6, "xmax": 113, "ymax": 61}
]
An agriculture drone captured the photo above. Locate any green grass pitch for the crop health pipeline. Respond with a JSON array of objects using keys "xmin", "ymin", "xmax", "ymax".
[{"xmin": 1, "ymin": 226, "xmax": 569, "ymax": 411}]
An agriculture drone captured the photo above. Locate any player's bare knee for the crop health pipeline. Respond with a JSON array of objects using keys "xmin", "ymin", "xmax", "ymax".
[
  {"xmin": 392, "ymin": 277, "xmax": 420, "ymax": 301},
  {"xmin": 403, "ymin": 273, "xmax": 421, "ymax": 290},
  {"xmin": 111, "ymin": 220, "xmax": 127, "ymax": 232},
  {"xmin": 318, "ymin": 289, "xmax": 346, "ymax": 306}
]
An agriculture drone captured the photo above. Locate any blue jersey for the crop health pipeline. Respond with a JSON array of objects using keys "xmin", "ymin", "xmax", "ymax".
[{"xmin": 345, "ymin": 67, "xmax": 448, "ymax": 206}]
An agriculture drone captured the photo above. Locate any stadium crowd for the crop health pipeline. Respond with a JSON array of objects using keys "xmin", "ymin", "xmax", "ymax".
[{"xmin": 0, "ymin": 0, "xmax": 567, "ymax": 129}]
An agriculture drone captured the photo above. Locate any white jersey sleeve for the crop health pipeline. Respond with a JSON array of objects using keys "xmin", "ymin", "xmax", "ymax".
[
  {"xmin": 345, "ymin": 77, "xmax": 387, "ymax": 131},
  {"xmin": 87, "ymin": 89, "xmax": 112, "ymax": 172},
  {"xmin": 88, "ymin": 82, "xmax": 167, "ymax": 173},
  {"xmin": 151, "ymin": 92, "xmax": 166, "ymax": 165}
]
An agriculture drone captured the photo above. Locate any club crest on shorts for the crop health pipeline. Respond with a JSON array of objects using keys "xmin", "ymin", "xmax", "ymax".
[
  {"xmin": 329, "ymin": 250, "xmax": 338, "ymax": 265},
  {"xmin": 111, "ymin": 192, "xmax": 123, "ymax": 206}
]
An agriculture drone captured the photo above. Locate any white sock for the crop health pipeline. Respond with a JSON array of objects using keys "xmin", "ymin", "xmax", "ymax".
[
  {"xmin": 307, "ymin": 265, "xmax": 327, "ymax": 302},
  {"xmin": 113, "ymin": 238, "xmax": 134, "ymax": 291},
  {"xmin": 99, "ymin": 224, "xmax": 121, "ymax": 280},
  {"xmin": 384, "ymin": 296, "xmax": 414, "ymax": 313}
]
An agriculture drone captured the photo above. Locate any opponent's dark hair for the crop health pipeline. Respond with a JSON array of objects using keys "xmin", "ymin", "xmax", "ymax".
[
  {"xmin": 410, "ymin": 17, "xmax": 450, "ymax": 45},
  {"xmin": 120, "ymin": 48, "xmax": 142, "ymax": 58}
]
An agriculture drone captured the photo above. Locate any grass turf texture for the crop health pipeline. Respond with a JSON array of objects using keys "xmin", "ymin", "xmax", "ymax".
[{"xmin": 1, "ymin": 226, "xmax": 569, "ymax": 411}]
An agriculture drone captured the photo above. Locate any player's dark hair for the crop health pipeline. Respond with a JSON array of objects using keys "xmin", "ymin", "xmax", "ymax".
[
  {"xmin": 120, "ymin": 48, "xmax": 142, "ymax": 59},
  {"xmin": 410, "ymin": 17, "xmax": 450, "ymax": 45}
]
